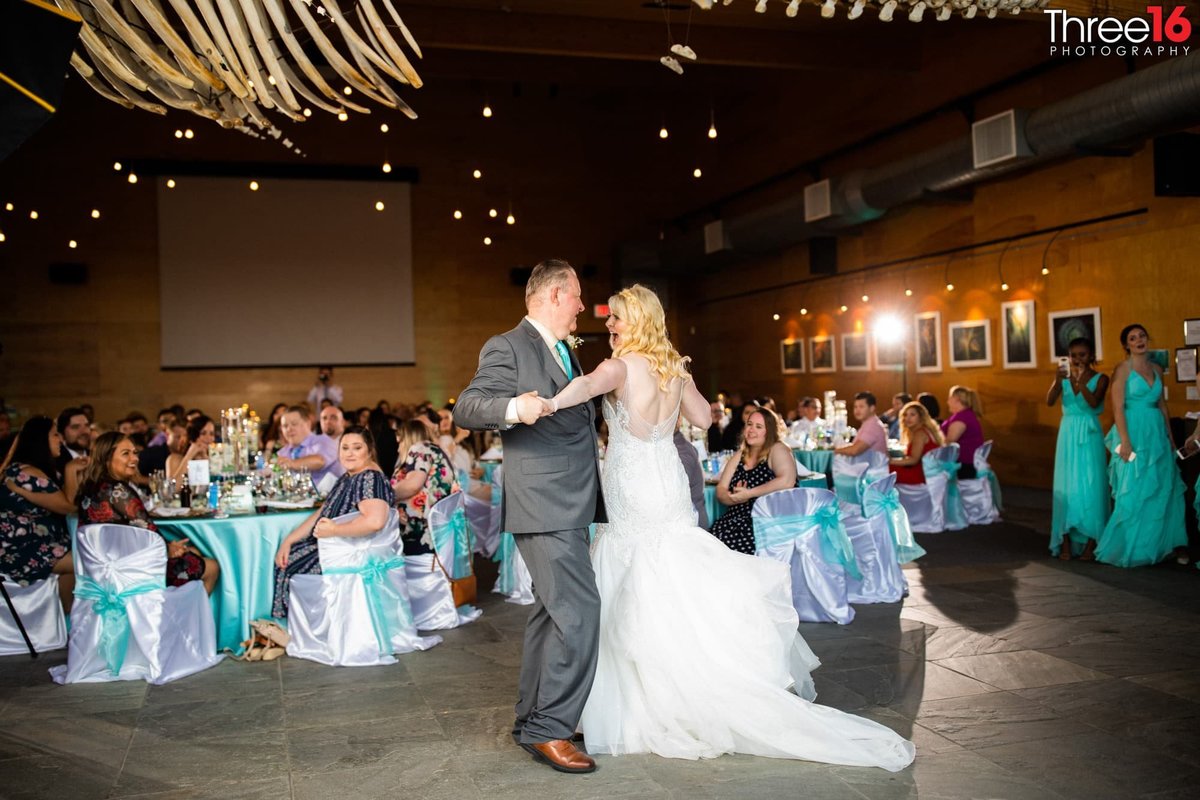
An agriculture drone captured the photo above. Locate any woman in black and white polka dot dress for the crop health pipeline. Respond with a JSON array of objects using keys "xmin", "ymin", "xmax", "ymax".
[{"xmin": 711, "ymin": 407, "xmax": 798, "ymax": 554}]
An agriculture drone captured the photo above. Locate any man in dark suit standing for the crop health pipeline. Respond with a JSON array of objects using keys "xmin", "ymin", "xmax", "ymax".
[{"xmin": 454, "ymin": 259, "xmax": 602, "ymax": 774}]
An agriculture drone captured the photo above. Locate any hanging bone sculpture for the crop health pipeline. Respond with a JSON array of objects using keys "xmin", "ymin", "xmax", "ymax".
[{"xmin": 58, "ymin": 0, "xmax": 423, "ymax": 129}]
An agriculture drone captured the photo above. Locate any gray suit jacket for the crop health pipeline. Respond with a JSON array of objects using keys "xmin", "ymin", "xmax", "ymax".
[{"xmin": 454, "ymin": 319, "xmax": 605, "ymax": 534}]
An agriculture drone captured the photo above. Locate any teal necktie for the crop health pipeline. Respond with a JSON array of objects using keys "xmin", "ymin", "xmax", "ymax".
[{"xmin": 554, "ymin": 341, "xmax": 573, "ymax": 379}]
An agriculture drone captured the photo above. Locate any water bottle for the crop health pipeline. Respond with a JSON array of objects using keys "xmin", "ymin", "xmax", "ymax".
[{"xmin": 207, "ymin": 482, "xmax": 219, "ymax": 509}]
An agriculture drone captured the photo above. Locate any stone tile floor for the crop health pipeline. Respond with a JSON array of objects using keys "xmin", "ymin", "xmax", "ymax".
[{"xmin": 2, "ymin": 488, "xmax": 1198, "ymax": 799}]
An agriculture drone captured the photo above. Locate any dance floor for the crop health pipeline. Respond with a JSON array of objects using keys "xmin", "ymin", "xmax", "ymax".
[{"xmin": 2, "ymin": 487, "xmax": 1199, "ymax": 800}]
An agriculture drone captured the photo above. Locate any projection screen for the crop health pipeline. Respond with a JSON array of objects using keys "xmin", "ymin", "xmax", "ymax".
[{"xmin": 157, "ymin": 175, "xmax": 414, "ymax": 368}]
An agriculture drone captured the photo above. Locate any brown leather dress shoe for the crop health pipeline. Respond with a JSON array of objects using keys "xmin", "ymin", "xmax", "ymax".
[{"xmin": 520, "ymin": 739, "xmax": 597, "ymax": 774}]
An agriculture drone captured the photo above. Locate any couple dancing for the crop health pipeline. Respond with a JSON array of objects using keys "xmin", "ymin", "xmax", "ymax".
[{"xmin": 454, "ymin": 260, "xmax": 914, "ymax": 774}]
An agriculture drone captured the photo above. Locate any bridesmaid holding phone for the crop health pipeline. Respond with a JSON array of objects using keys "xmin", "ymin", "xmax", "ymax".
[{"xmin": 1046, "ymin": 338, "xmax": 1109, "ymax": 560}]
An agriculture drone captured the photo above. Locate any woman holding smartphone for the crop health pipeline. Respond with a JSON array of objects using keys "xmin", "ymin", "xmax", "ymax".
[
  {"xmin": 1046, "ymin": 338, "xmax": 1109, "ymax": 560},
  {"xmin": 1095, "ymin": 324, "xmax": 1187, "ymax": 568}
]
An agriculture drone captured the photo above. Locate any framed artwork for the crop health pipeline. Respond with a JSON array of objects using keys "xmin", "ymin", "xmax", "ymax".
[
  {"xmin": 873, "ymin": 333, "xmax": 905, "ymax": 370},
  {"xmin": 1185, "ymin": 318, "xmax": 1200, "ymax": 346},
  {"xmin": 1001, "ymin": 299, "xmax": 1037, "ymax": 369},
  {"xmin": 780, "ymin": 339, "xmax": 805, "ymax": 374},
  {"xmin": 1048, "ymin": 307, "xmax": 1103, "ymax": 362},
  {"xmin": 1148, "ymin": 349, "xmax": 1169, "ymax": 371},
  {"xmin": 914, "ymin": 311, "xmax": 942, "ymax": 373},
  {"xmin": 841, "ymin": 332, "xmax": 869, "ymax": 371},
  {"xmin": 949, "ymin": 319, "xmax": 992, "ymax": 368},
  {"xmin": 810, "ymin": 335, "xmax": 835, "ymax": 373},
  {"xmin": 1175, "ymin": 347, "xmax": 1197, "ymax": 383}
]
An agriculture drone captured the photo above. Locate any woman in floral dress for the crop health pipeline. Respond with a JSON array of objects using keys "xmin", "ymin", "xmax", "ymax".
[{"xmin": 392, "ymin": 419, "xmax": 462, "ymax": 556}]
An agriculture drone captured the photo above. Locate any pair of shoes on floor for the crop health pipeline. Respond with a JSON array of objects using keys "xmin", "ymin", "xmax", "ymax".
[{"xmin": 232, "ymin": 632, "xmax": 285, "ymax": 662}]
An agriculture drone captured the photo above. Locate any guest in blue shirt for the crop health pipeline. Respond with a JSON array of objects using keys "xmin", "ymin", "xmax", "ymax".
[{"xmin": 277, "ymin": 405, "xmax": 344, "ymax": 487}]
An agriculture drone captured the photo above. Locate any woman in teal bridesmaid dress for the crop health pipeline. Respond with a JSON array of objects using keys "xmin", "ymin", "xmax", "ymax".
[
  {"xmin": 1046, "ymin": 337, "xmax": 1109, "ymax": 560},
  {"xmin": 1096, "ymin": 324, "xmax": 1187, "ymax": 568}
]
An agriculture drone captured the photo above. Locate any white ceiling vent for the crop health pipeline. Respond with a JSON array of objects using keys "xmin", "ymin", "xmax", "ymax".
[{"xmin": 972, "ymin": 109, "xmax": 1032, "ymax": 170}]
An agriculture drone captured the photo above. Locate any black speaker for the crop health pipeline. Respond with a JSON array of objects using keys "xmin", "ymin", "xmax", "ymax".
[
  {"xmin": 809, "ymin": 237, "xmax": 837, "ymax": 275},
  {"xmin": 1154, "ymin": 133, "xmax": 1200, "ymax": 197},
  {"xmin": 48, "ymin": 262, "xmax": 87, "ymax": 285}
]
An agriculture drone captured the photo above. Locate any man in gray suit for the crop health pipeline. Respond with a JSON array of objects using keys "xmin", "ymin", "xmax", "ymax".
[{"xmin": 454, "ymin": 259, "xmax": 603, "ymax": 774}]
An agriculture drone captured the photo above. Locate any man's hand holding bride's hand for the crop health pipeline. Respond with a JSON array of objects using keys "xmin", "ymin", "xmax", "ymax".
[{"xmin": 515, "ymin": 391, "xmax": 544, "ymax": 426}]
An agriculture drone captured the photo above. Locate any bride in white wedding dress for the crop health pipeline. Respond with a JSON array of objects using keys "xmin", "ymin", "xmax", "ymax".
[{"xmin": 539, "ymin": 285, "xmax": 914, "ymax": 771}]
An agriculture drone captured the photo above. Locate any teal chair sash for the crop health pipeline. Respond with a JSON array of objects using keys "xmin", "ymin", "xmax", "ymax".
[
  {"xmin": 753, "ymin": 505, "xmax": 862, "ymax": 580},
  {"xmin": 493, "ymin": 532, "xmax": 517, "ymax": 594},
  {"xmin": 924, "ymin": 457, "xmax": 967, "ymax": 529},
  {"xmin": 832, "ymin": 473, "xmax": 862, "ymax": 505},
  {"xmin": 74, "ymin": 574, "xmax": 164, "ymax": 676},
  {"xmin": 324, "ymin": 555, "xmax": 412, "ymax": 655},
  {"xmin": 976, "ymin": 465, "xmax": 1004, "ymax": 511},
  {"xmin": 437, "ymin": 507, "xmax": 473, "ymax": 578},
  {"xmin": 862, "ymin": 489, "xmax": 926, "ymax": 563}
]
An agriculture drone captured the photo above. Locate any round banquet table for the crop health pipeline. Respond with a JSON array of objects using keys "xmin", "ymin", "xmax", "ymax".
[
  {"xmin": 703, "ymin": 474, "xmax": 827, "ymax": 528},
  {"xmin": 156, "ymin": 510, "xmax": 313, "ymax": 653},
  {"xmin": 792, "ymin": 448, "xmax": 834, "ymax": 483}
]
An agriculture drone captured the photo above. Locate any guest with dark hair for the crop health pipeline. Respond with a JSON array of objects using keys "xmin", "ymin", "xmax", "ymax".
[
  {"xmin": 147, "ymin": 409, "xmax": 176, "ymax": 448},
  {"xmin": 835, "ymin": 391, "xmax": 888, "ymax": 456},
  {"xmin": 392, "ymin": 419, "xmax": 461, "ymax": 557},
  {"xmin": 1046, "ymin": 337, "xmax": 1110, "ymax": 560},
  {"xmin": 261, "ymin": 403, "xmax": 289, "ymax": 457},
  {"xmin": 788, "ymin": 397, "xmax": 823, "ymax": 441},
  {"xmin": 889, "ymin": 402, "xmax": 944, "ymax": 485},
  {"xmin": 0, "ymin": 416, "xmax": 78, "ymax": 609},
  {"xmin": 711, "ymin": 407, "xmax": 797, "ymax": 554},
  {"xmin": 368, "ymin": 408, "xmax": 400, "ymax": 476},
  {"xmin": 138, "ymin": 417, "xmax": 187, "ymax": 476},
  {"xmin": 941, "ymin": 386, "xmax": 984, "ymax": 479},
  {"xmin": 319, "ymin": 405, "xmax": 347, "ymax": 439},
  {"xmin": 271, "ymin": 426, "xmax": 394, "ymax": 619},
  {"xmin": 54, "ymin": 406, "xmax": 91, "ymax": 475},
  {"xmin": 126, "ymin": 412, "xmax": 149, "ymax": 437},
  {"xmin": 166, "ymin": 414, "xmax": 215, "ymax": 482},
  {"xmin": 916, "ymin": 392, "xmax": 941, "ymax": 423},
  {"xmin": 1096, "ymin": 323, "xmax": 1187, "ymax": 567},
  {"xmin": 78, "ymin": 432, "xmax": 219, "ymax": 593},
  {"xmin": 881, "ymin": 393, "xmax": 911, "ymax": 439},
  {"xmin": 706, "ymin": 401, "xmax": 725, "ymax": 454},
  {"xmin": 720, "ymin": 403, "xmax": 752, "ymax": 452},
  {"xmin": 354, "ymin": 407, "xmax": 371, "ymax": 427}
]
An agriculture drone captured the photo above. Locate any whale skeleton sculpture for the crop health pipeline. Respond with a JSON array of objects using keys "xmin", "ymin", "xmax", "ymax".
[{"xmin": 58, "ymin": 0, "xmax": 423, "ymax": 130}]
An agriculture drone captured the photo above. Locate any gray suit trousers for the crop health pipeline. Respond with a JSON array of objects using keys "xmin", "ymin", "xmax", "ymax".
[{"xmin": 511, "ymin": 527, "xmax": 601, "ymax": 744}]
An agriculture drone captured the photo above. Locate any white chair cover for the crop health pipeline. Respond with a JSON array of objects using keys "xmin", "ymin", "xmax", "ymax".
[
  {"xmin": 842, "ymin": 474, "xmax": 908, "ymax": 604},
  {"xmin": 926, "ymin": 445, "xmax": 968, "ymax": 531},
  {"xmin": 406, "ymin": 493, "xmax": 482, "ymax": 630},
  {"xmin": 0, "ymin": 575, "xmax": 67, "ymax": 656},
  {"xmin": 287, "ymin": 510, "xmax": 441, "ymax": 666},
  {"xmin": 831, "ymin": 456, "xmax": 870, "ymax": 505},
  {"xmin": 489, "ymin": 464, "xmax": 535, "ymax": 605},
  {"xmin": 465, "ymin": 463, "xmax": 503, "ymax": 558},
  {"xmin": 49, "ymin": 524, "xmax": 221, "ymax": 684},
  {"xmin": 751, "ymin": 488, "xmax": 856, "ymax": 625},
  {"xmin": 896, "ymin": 444, "xmax": 961, "ymax": 533},
  {"xmin": 960, "ymin": 440, "xmax": 1002, "ymax": 525}
]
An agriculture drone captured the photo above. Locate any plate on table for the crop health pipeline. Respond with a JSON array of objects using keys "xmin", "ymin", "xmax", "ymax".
[{"xmin": 260, "ymin": 499, "xmax": 318, "ymax": 510}]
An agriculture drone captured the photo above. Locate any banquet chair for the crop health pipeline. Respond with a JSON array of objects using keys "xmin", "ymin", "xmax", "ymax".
[
  {"xmin": 751, "ymin": 488, "xmax": 857, "ymax": 624},
  {"xmin": 490, "ymin": 465, "xmax": 535, "ymax": 606},
  {"xmin": 896, "ymin": 444, "xmax": 963, "ymax": 533},
  {"xmin": 406, "ymin": 493, "xmax": 483, "ymax": 630},
  {"xmin": 959, "ymin": 440, "xmax": 1002, "ymax": 525},
  {"xmin": 832, "ymin": 451, "xmax": 891, "ymax": 508},
  {"xmin": 0, "ymin": 574, "xmax": 67, "ymax": 656},
  {"xmin": 288, "ymin": 510, "xmax": 441, "ymax": 666},
  {"xmin": 842, "ymin": 474, "xmax": 909, "ymax": 604},
  {"xmin": 464, "ymin": 464, "xmax": 502, "ymax": 558},
  {"xmin": 49, "ymin": 524, "xmax": 221, "ymax": 684}
]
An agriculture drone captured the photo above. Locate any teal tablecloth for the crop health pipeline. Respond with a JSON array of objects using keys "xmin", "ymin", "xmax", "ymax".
[
  {"xmin": 703, "ymin": 475, "xmax": 826, "ymax": 528},
  {"xmin": 792, "ymin": 449, "xmax": 834, "ymax": 482},
  {"xmin": 157, "ymin": 511, "xmax": 312, "ymax": 652}
]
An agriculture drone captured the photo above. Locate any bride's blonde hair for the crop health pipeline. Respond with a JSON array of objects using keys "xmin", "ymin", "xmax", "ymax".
[{"xmin": 609, "ymin": 284, "xmax": 689, "ymax": 391}]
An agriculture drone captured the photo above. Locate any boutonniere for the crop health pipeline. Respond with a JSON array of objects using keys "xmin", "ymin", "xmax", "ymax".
[{"xmin": 566, "ymin": 335, "xmax": 583, "ymax": 350}]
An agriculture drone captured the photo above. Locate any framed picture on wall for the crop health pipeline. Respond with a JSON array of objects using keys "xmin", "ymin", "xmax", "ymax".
[
  {"xmin": 1048, "ymin": 307, "xmax": 1103, "ymax": 362},
  {"xmin": 914, "ymin": 311, "xmax": 942, "ymax": 373},
  {"xmin": 1176, "ymin": 347, "xmax": 1197, "ymax": 383},
  {"xmin": 873, "ymin": 332, "xmax": 905, "ymax": 370},
  {"xmin": 780, "ymin": 339, "xmax": 805, "ymax": 374},
  {"xmin": 1185, "ymin": 319, "xmax": 1200, "ymax": 346},
  {"xmin": 841, "ymin": 332, "xmax": 869, "ymax": 371},
  {"xmin": 949, "ymin": 319, "xmax": 992, "ymax": 368},
  {"xmin": 1001, "ymin": 299, "xmax": 1037, "ymax": 369},
  {"xmin": 810, "ymin": 335, "xmax": 835, "ymax": 373}
]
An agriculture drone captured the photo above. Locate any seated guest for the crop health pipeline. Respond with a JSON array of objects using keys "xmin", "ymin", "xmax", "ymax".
[
  {"xmin": 941, "ymin": 385, "xmax": 984, "ymax": 479},
  {"xmin": 706, "ymin": 401, "xmax": 724, "ymax": 454},
  {"xmin": 166, "ymin": 414, "xmax": 216, "ymax": 482},
  {"xmin": 889, "ymin": 402, "xmax": 944, "ymax": 484},
  {"xmin": 916, "ymin": 392, "xmax": 941, "ymax": 424},
  {"xmin": 54, "ymin": 406, "xmax": 92, "ymax": 475},
  {"xmin": 147, "ymin": 408, "xmax": 175, "ymax": 448},
  {"xmin": 319, "ymin": 405, "xmax": 347, "ymax": 440},
  {"xmin": 788, "ymin": 397, "xmax": 823, "ymax": 441},
  {"xmin": 126, "ymin": 412, "xmax": 149, "ymax": 438},
  {"xmin": 674, "ymin": 428, "xmax": 709, "ymax": 529},
  {"xmin": 1, "ymin": 416, "xmax": 79, "ymax": 610},
  {"xmin": 354, "ymin": 407, "xmax": 371, "ymax": 427},
  {"xmin": 755, "ymin": 396, "xmax": 789, "ymax": 441},
  {"xmin": 881, "ymin": 393, "xmax": 911, "ymax": 440},
  {"xmin": 711, "ymin": 407, "xmax": 797, "ymax": 554},
  {"xmin": 138, "ymin": 418, "xmax": 187, "ymax": 476},
  {"xmin": 368, "ymin": 409, "xmax": 400, "ymax": 477},
  {"xmin": 392, "ymin": 419, "xmax": 461, "ymax": 557},
  {"xmin": 261, "ymin": 403, "xmax": 288, "ymax": 456},
  {"xmin": 719, "ymin": 403, "xmax": 753, "ymax": 452},
  {"xmin": 834, "ymin": 391, "xmax": 888, "ymax": 456},
  {"xmin": 271, "ymin": 426, "xmax": 394, "ymax": 619},
  {"xmin": 276, "ymin": 405, "xmax": 344, "ymax": 486},
  {"xmin": 437, "ymin": 407, "xmax": 474, "ymax": 483},
  {"xmin": 78, "ymin": 432, "xmax": 219, "ymax": 593},
  {"xmin": 185, "ymin": 409, "xmax": 204, "ymax": 424}
]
